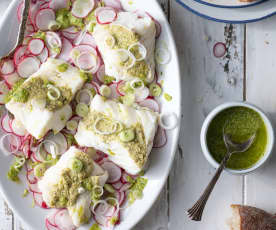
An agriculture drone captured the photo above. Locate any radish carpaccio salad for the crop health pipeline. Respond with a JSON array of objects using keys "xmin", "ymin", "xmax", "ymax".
[{"xmin": 0, "ymin": 0, "xmax": 177, "ymax": 229}]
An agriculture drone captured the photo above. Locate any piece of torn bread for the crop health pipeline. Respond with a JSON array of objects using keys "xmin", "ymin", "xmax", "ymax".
[{"xmin": 228, "ymin": 205, "xmax": 276, "ymax": 230}]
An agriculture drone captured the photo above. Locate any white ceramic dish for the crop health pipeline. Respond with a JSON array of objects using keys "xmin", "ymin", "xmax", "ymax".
[
  {"xmin": 193, "ymin": 0, "xmax": 265, "ymax": 8},
  {"xmin": 200, "ymin": 102, "xmax": 274, "ymax": 175},
  {"xmin": 0, "ymin": 0, "xmax": 181, "ymax": 230},
  {"xmin": 177, "ymin": 0, "xmax": 276, "ymax": 23}
]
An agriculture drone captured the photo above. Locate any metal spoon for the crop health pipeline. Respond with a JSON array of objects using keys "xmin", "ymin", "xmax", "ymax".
[
  {"xmin": 0, "ymin": 0, "xmax": 30, "ymax": 60},
  {"xmin": 186, "ymin": 127, "xmax": 256, "ymax": 221}
]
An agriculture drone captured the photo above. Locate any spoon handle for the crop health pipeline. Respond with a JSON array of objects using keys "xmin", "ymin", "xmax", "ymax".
[
  {"xmin": 1, "ymin": 0, "xmax": 30, "ymax": 59},
  {"xmin": 187, "ymin": 151, "xmax": 232, "ymax": 221}
]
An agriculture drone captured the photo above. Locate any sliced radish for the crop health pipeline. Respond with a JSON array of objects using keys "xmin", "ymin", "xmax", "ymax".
[
  {"xmin": 112, "ymin": 181, "xmax": 123, "ymax": 190},
  {"xmin": 119, "ymin": 183, "xmax": 132, "ymax": 192},
  {"xmin": 71, "ymin": 0, "xmax": 95, "ymax": 18},
  {"xmin": 35, "ymin": 8, "xmax": 56, "ymax": 31},
  {"xmin": 38, "ymin": 47, "xmax": 50, "ymax": 63},
  {"xmin": 17, "ymin": 1, "xmax": 24, "ymax": 22},
  {"xmin": 62, "ymin": 31, "xmax": 80, "ymax": 41},
  {"xmin": 100, "ymin": 161, "xmax": 121, "ymax": 183},
  {"xmin": 134, "ymin": 87, "xmax": 149, "ymax": 102},
  {"xmin": 54, "ymin": 209, "xmax": 76, "ymax": 230},
  {"xmin": 46, "ymin": 32, "xmax": 62, "ymax": 49},
  {"xmin": 14, "ymin": 46, "xmax": 28, "ymax": 65},
  {"xmin": 103, "ymin": 0, "xmax": 122, "ymax": 10},
  {"xmin": 29, "ymin": 182, "xmax": 42, "ymax": 194},
  {"xmin": 1, "ymin": 114, "xmax": 12, "ymax": 133},
  {"xmin": 62, "ymin": 27, "xmax": 79, "ymax": 34},
  {"xmin": 96, "ymin": 7, "xmax": 117, "ymax": 25},
  {"xmin": 46, "ymin": 219, "xmax": 59, "ymax": 230},
  {"xmin": 3, "ymin": 72, "xmax": 21, "ymax": 88},
  {"xmin": 33, "ymin": 192, "xmax": 48, "ymax": 209},
  {"xmin": 116, "ymin": 80, "xmax": 125, "ymax": 96},
  {"xmin": 153, "ymin": 127, "xmax": 167, "ymax": 148},
  {"xmin": 76, "ymin": 51, "xmax": 97, "ymax": 71},
  {"xmin": 96, "ymin": 65, "xmax": 105, "ymax": 84},
  {"xmin": 47, "ymin": 209, "xmax": 59, "ymax": 227},
  {"xmin": 44, "ymin": 132, "xmax": 68, "ymax": 156},
  {"xmin": 109, "ymin": 83, "xmax": 120, "ymax": 99},
  {"xmin": 71, "ymin": 45, "xmax": 100, "ymax": 73},
  {"xmin": 1, "ymin": 59, "xmax": 15, "ymax": 75},
  {"xmin": 28, "ymin": 38, "xmax": 45, "ymax": 55},
  {"xmin": 79, "ymin": 32, "xmax": 97, "ymax": 47},
  {"xmin": 10, "ymin": 119, "xmax": 27, "ymax": 137},
  {"xmin": 49, "ymin": 0, "xmax": 70, "ymax": 10},
  {"xmin": 58, "ymin": 37, "xmax": 73, "ymax": 62},
  {"xmin": 213, "ymin": 42, "xmax": 226, "ymax": 58},
  {"xmin": 26, "ymin": 24, "xmax": 35, "ymax": 34},
  {"xmin": 26, "ymin": 169, "xmax": 38, "ymax": 184},
  {"xmin": 138, "ymin": 98, "xmax": 160, "ymax": 113},
  {"xmin": 17, "ymin": 56, "xmax": 40, "ymax": 78}
]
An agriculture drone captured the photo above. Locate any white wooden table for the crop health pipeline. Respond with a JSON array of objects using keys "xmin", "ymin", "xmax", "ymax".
[{"xmin": 1, "ymin": 0, "xmax": 276, "ymax": 229}]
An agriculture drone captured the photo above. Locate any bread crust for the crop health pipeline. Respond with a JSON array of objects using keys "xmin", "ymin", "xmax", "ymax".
[{"xmin": 231, "ymin": 205, "xmax": 276, "ymax": 230}]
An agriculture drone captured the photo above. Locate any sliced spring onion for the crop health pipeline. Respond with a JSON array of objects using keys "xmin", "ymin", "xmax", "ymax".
[
  {"xmin": 66, "ymin": 120, "xmax": 78, "ymax": 132},
  {"xmin": 14, "ymin": 157, "xmax": 26, "ymax": 170},
  {"xmin": 130, "ymin": 79, "xmax": 144, "ymax": 90},
  {"xmin": 76, "ymin": 89, "xmax": 93, "ymax": 105},
  {"xmin": 128, "ymin": 42, "xmax": 147, "ymax": 61},
  {"xmin": 149, "ymin": 83, "xmax": 162, "ymax": 97},
  {"xmin": 119, "ymin": 129, "xmax": 135, "ymax": 142},
  {"xmin": 116, "ymin": 49, "xmax": 136, "ymax": 70},
  {"xmin": 47, "ymin": 84, "xmax": 61, "ymax": 101},
  {"xmin": 104, "ymin": 184, "xmax": 115, "ymax": 193},
  {"xmin": 92, "ymin": 200, "xmax": 108, "ymax": 215},
  {"xmin": 39, "ymin": 140, "xmax": 59, "ymax": 160},
  {"xmin": 76, "ymin": 103, "xmax": 89, "ymax": 117},
  {"xmin": 76, "ymin": 51, "xmax": 97, "ymax": 71},
  {"xmin": 48, "ymin": 20, "xmax": 61, "ymax": 31},
  {"xmin": 159, "ymin": 112, "xmax": 178, "ymax": 130},
  {"xmin": 94, "ymin": 118, "xmax": 118, "ymax": 135},
  {"xmin": 155, "ymin": 47, "xmax": 171, "ymax": 65},
  {"xmin": 93, "ymin": 185, "xmax": 104, "ymax": 197},
  {"xmin": 104, "ymin": 35, "xmax": 115, "ymax": 48},
  {"xmin": 99, "ymin": 85, "xmax": 111, "ymax": 98}
]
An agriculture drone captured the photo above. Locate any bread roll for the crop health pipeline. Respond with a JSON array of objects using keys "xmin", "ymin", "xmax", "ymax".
[{"xmin": 228, "ymin": 205, "xmax": 276, "ymax": 230}]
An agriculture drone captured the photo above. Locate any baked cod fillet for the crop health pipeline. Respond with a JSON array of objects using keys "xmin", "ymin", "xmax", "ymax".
[
  {"xmin": 6, "ymin": 58, "xmax": 86, "ymax": 139},
  {"xmin": 75, "ymin": 95, "xmax": 159, "ymax": 175},
  {"xmin": 38, "ymin": 146, "xmax": 109, "ymax": 227},
  {"xmin": 93, "ymin": 11, "xmax": 156, "ymax": 82}
]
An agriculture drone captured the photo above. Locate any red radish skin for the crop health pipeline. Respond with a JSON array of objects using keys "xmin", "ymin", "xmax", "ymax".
[
  {"xmin": 153, "ymin": 127, "xmax": 167, "ymax": 148},
  {"xmin": 0, "ymin": 59, "xmax": 15, "ymax": 75},
  {"xmin": 17, "ymin": 56, "xmax": 41, "ymax": 78},
  {"xmin": 35, "ymin": 8, "xmax": 56, "ymax": 31},
  {"xmin": 213, "ymin": 42, "xmax": 226, "ymax": 58},
  {"xmin": 138, "ymin": 98, "xmax": 160, "ymax": 113},
  {"xmin": 96, "ymin": 7, "xmax": 118, "ymax": 25},
  {"xmin": 14, "ymin": 45, "xmax": 28, "ymax": 65},
  {"xmin": 26, "ymin": 169, "xmax": 38, "ymax": 184},
  {"xmin": 28, "ymin": 38, "xmax": 45, "ymax": 55}
]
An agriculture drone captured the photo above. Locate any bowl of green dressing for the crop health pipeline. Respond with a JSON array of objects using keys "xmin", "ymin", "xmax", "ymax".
[{"xmin": 201, "ymin": 102, "xmax": 274, "ymax": 174}]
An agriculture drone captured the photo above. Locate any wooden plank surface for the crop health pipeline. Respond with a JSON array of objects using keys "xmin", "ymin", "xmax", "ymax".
[
  {"xmin": 245, "ymin": 15, "xmax": 276, "ymax": 213},
  {"xmin": 168, "ymin": 1, "xmax": 244, "ymax": 229}
]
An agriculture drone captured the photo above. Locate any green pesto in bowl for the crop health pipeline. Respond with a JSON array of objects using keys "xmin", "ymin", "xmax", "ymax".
[{"xmin": 206, "ymin": 106, "xmax": 267, "ymax": 170}]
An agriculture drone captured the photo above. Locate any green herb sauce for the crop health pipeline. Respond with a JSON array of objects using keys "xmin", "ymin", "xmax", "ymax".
[{"xmin": 207, "ymin": 107, "xmax": 267, "ymax": 170}]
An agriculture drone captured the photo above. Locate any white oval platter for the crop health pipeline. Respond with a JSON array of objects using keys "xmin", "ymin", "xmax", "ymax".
[{"xmin": 0, "ymin": 0, "xmax": 181, "ymax": 230}]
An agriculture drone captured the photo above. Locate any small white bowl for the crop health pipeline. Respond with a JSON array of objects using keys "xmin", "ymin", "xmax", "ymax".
[{"xmin": 200, "ymin": 102, "xmax": 274, "ymax": 175}]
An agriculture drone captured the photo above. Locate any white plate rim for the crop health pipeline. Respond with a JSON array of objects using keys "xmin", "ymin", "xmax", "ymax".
[
  {"xmin": 177, "ymin": 0, "xmax": 276, "ymax": 23},
  {"xmin": 193, "ymin": 0, "xmax": 266, "ymax": 9},
  {"xmin": 0, "ymin": 0, "xmax": 182, "ymax": 230}
]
